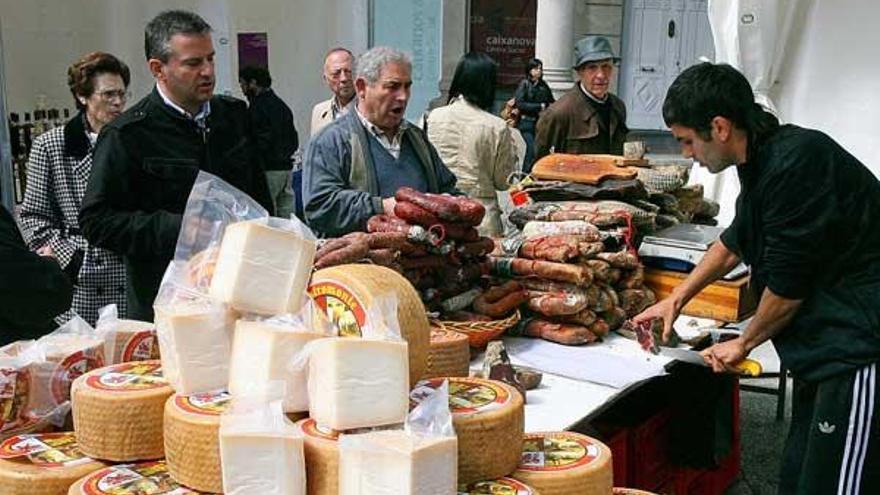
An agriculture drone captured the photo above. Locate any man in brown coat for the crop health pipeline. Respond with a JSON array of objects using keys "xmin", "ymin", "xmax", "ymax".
[{"xmin": 535, "ymin": 36, "xmax": 628, "ymax": 159}]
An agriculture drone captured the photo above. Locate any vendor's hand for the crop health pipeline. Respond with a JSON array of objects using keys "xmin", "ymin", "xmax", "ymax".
[
  {"xmin": 632, "ymin": 296, "xmax": 681, "ymax": 344},
  {"xmin": 382, "ymin": 197, "xmax": 397, "ymax": 216},
  {"xmin": 700, "ymin": 337, "xmax": 748, "ymax": 374}
]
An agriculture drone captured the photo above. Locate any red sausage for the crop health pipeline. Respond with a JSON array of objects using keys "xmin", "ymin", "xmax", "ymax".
[
  {"xmin": 394, "ymin": 201, "xmax": 441, "ymax": 227},
  {"xmin": 395, "ymin": 187, "xmax": 461, "ymax": 221}
]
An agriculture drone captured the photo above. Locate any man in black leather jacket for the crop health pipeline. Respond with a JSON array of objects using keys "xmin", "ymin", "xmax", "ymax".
[{"xmin": 80, "ymin": 10, "xmax": 272, "ymax": 320}]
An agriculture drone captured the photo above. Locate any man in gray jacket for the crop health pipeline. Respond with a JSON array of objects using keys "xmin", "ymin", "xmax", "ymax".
[{"xmin": 302, "ymin": 46, "xmax": 458, "ymax": 237}]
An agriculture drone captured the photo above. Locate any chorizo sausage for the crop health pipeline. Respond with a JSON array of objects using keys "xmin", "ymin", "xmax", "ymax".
[
  {"xmin": 473, "ymin": 289, "xmax": 528, "ymax": 318},
  {"xmin": 314, "ymin": 238, "xmax": 370, "ymax": 269},
  {"xmin": 393, "ymin": 201, "xmax": 441, "ymax": 227},
  {"xmin": 395, "ymin": 187, "xmax": 461, "ymax": 221}
]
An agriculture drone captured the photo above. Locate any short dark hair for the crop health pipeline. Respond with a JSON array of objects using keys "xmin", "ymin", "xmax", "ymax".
[
  {"xmin": 447, "ymin": 52, "xmax": 497, "ymax": 111},
  {"xmin": 663, "ymin": 62, "xmax": 758, "ymax": 138},
  {"xmin": 239, "ymin": 66, "xmax": 272, "ymax": 88},
  {"xmin": 525, "ymin": 58, "xmax": 543, "ymax": 76},
  {"xmin": 67, "ymin": 52, "xmax": 131, "ymax": 111},
  {"xmin": 145, "ymin": 10, "xmax": 212, "ymax": 62}
]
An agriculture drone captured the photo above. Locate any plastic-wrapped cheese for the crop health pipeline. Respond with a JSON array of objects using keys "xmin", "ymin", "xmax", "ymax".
[
  {"xmin": 154, "ymin": 301, "xmax": 235, "ymax": 395},
  {"xmin": 32, "ymin": 333, "xmax": 105, "ymax": 409},
  {"xmin": 296, "ymin": 418, "xmax": 340, "ymax": 495},
  {"xmin": 68, "ymin": 460, "xmax": 207, "ymax": 494},
  {"xmin": 209, "ymin": 219, "xmax": 316, "ymax": 315},
  {"xmin": 424, "ymin": 329, "xmax": 470, "ymax": 379},
  {"xmin": 511, "ymin": 432, "xmax": 613, "ymax": 495},
  {"xmin": 103, "ymin": 319, "xmax": 159, "ymax": 365},
  {"xmin": 0, "ymin": 432, "xmax": 107, "ymax": 495},
  {"xmin": 308, "ymin": 338, "xmax": 409, "ymax": 430},
  {"xmin": 339, "ymin": 430, "xmax": 458, "ymax": 495},
  {"xmin": 458, "ymin": 477, "xmax": 539, "ymax": 494},
  {"xmin": 309, "ymin": 264, "xmax": 430, "ymax": 386},
  {"xmin": 411, "ymin": 377, "xmax": 524, "ymax": 485},
  {"xmin": 71, "ymin": 361, "xmax": 172, "ymax": 461},
  {"xmin": 164, "ymin": 391, "xmax": 230, "ymax": 493},
  {"xmin": 228, "ymin": 320, "xmax": 324, "ymax": 413}
]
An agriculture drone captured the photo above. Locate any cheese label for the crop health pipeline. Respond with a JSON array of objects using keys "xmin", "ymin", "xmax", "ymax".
[
  {"xmin": 121, "ymin": 330, "xmax": 160, "ymax": 362},
  {"xmin": 0, "ymin": 367, "xmax": 29, "ymax": 429},
  {"xmin": 518, "ymin": 433, "xmax": 601, "ymax": 471},
  {"xmin": 308, "ymin": 281, "xmax": 366, "ymax": 337},
  {"xmin": 85, "ymin": 361, "xmax": 167, "ymax": 392},
  {"xmin": 80, "ymin": 460, "xmax": 203, "ymax": 494},
  {"xmin": 300, "ymin": 418, "xmax": 340, "ymax": 441},
  {"xmin": 0, "ymin": 432, "xmax": 94, "ymax": 467},
  {"xmin": 411, "ymin": 378, "xmax": 511, "ymax": 414},
  {"xmin": 51, "ymin": 348, "xmax": 105, "ymax": 403},
  {"xmin": 458, "ymin": 477, "xmax": 535, "ymax": 494},
  {"xmin": 175, "ymin": 390, "xmax": 231, "ymax": 416}
]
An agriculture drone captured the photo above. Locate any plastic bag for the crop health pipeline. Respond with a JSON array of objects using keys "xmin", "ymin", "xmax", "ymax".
[
  {"xmin": 219, "ymin": 383, "xmax": 306, "ymax": 495},
  {"xmin": 31, "ymin": 316, "xmax": 105, "ymax": 409},
  {"xmin": 0, "ymin": 341, "xmax": 69, "ymax": 439},
  {"xmin": 95, "ymin": 304, "xmax": 158, "ymax": 365},
  {"xmin": 153, "ymin": 261, "xmax": 236, "ymax": 395},
  {"xmin": 338, "ymin": 380, "xmax": 457, "ymax": 495}
]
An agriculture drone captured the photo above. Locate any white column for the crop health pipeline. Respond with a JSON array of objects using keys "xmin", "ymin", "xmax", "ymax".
[
  {"xmin": 430, "ymin": 0, "xmax": 469, "ymax": 110},
  {"xmin": 535, "ymin": 0, "xmax": 576, "ymax": 98}
]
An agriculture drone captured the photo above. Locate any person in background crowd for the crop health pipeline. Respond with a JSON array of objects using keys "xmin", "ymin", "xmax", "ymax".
[
  {"xmin": 535, "ymin": 36, "xmax": 628, "ymax": 159},
  {"xmin": 302, "ymin": 46, "xmax": 458, "ymax": 237},
  {"xmin": 1, "ymin": 205, "xmax": 73, "ymax": 344},
  {"xmin": 426, "ymin": 52, "xmax": 516, "ymax": 236},
  {"xmin": 635, "ymin": 62, "xmax": 880, "ymax": 495},
  {"xmin": 239, "ymin": 65, "xmax": 298, "ymax": 219},
  {"xmin": 19, "ymin": 51, "xmax": 130, "ymax": 325},
  {"xmin": 79, "ymin": 10, "xmax": 272, "ymax": 321},
  {"xmin": 500, "ymin": 98, "xmax": 527, "ymax": 172},
  {"xmin": 310, "ymin": 47, "xmax": 355, "ymax": 137},
  {"xmin": 514, "ymin": 58, "xmax": 554, "ymax": 171}
]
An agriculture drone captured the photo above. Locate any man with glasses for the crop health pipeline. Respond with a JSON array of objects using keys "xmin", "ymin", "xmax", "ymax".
[
  {"xmin": 80, "ymin": 10, "xmax": 272, "ymax": 321},
  {"xmin": 535, "ymin": 36, "xmax": 628, "ymax": 159},
  {"xmin": 310, "ymin": 47, "xmax": 356, "ymax": 137}
]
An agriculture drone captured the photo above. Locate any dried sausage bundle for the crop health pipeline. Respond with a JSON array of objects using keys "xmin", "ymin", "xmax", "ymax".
[
  {"xmin": 472, "ymin": 281, "xmax": 528, "ymax": 319},
  {"xmin": 522, "ymin": 220, "xmax": 601, "ymax": 241},
  {"xmin": 526, "ymin": 291, "xmax": 590, "ymax": 317},
  {"xmin": 596, "ymin": 250, "xmax": 640, "ymax": 269},
  {"xmin": 395, "ymin": 187, "xmax": 485, "ymax": 226},
  {"xmin": 490, "ymin": 258, "xmax": 594, "ymax": 286},
  {"xmin": 519, "ymin": 235, "xmax": 605, "ymax": 263},
  {"xmin": 519, "ymin": 318, "xmax": 599, "ymax": 346}
]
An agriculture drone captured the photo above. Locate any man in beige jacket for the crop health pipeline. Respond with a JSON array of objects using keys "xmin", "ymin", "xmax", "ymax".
[{"xmin": 310, "ymin": 47, "xmax": 356, "ymax": 137}]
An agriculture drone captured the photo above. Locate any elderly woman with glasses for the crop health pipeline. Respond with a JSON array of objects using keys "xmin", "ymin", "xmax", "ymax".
[{"xmin": 19, "ymin": 51, "xmax": 131, "ymax": 325}]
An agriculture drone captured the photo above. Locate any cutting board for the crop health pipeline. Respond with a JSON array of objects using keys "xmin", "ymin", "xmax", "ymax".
[{"xmin": 531, "ymin": 153, "xmax": 639, "ymax": 184}]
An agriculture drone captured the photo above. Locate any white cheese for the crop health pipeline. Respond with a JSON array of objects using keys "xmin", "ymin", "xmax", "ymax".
[{"xmin": 219, "ymin": 414, "xmax": 306, "ymax": 495}]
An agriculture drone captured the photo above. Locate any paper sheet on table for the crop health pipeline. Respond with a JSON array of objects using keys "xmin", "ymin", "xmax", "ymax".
[{"xmin": 504, "ymin": 334, "xmax": 670, "ymax": 389}]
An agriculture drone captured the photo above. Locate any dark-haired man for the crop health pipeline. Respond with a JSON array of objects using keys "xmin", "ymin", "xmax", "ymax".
[
  {"xmin": 80, "ymin": 10, "xmax": 272, "ymax": 320},
  {"xmin": 635, "ymin": 62, "xmax": 880, "ymax": 494},
  {"xmin": 239, "ymin": 65, "xmax": 298, "ymax": 219}
]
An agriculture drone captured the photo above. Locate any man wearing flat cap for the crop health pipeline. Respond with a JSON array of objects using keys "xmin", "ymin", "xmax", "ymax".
[{"xmin": 535, "ymin": 36, "xmax": 628, "ymax": 159}]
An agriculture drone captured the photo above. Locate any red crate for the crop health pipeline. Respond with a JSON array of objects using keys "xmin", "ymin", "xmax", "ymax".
[
  {"xmin": 605, "ymin": 427, "xmax": 630, "ymax": 486},
  {"xmin": 630, "ymin": 408, "xmax": 674, "ymax": 490}
]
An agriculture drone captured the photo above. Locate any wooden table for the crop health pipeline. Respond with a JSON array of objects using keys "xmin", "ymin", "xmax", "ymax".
[{"xmin": 644, "ymin": 268, "xmax": 758, "ymax": 322}]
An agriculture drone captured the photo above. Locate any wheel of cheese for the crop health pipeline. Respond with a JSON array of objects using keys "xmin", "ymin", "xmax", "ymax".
[
  {"xmin": 459, "ymin": 476, "xmax": 541, "ymax": 494},
  {"xmin": 71, "ymin": 361, "xmax": 172, "ymax": 461},
  {"xmin": 309, "ymin": 264, "xmax": 430, "ymax": 386},
  {"xmin": 411, "ymin": 377, "xmax": 524, "ymax": 484},
  {"xmin": 105, "ymin": 320, "xmax": 159, "ymax": 365},
  {"xmin": 163, "ymin": 391, "xmax": 230, "ymax": 493},
  {"xmin": 613, "ymin": 489, "xmax": 658, "ymax": 495},
  {"xmin": 296, "ymin": 418, "xmax": 340, "ymax": 495},
  {"xmin": 0, "ymin": 432, "xmax": 107, "ymax": 495},
  {"xmin": 423, "ymin": 328, "xmax": 470, "ymax": 379},
  {"xmin": 510, "ymin": 432, "xmax": 613, "ymax": 495},
  {"xmin": 67, "ymin": 460, "xmax": 206, "ymax": 494}
]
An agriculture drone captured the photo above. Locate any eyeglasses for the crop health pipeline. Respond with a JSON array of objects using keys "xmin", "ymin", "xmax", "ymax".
[{"xmin": 96, "ymin": 89, "xmax": 130, "ymax": 102}]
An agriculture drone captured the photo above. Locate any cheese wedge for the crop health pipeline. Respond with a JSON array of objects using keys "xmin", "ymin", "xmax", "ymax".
[
  {"xmin": 210, "ymin": 220, "xmax": 316, "ymax": 315},
  {"xmin": 308, "ymin": 338, "xmax": 409, "ymax": 430},
  {"xmin": 228, "ymin": 320, "xmax": 324, "ymax": 413},
  {"xmin": 339, "ymin": 430, "xmax": 457, "ymax": 495},
  {"xmin": 220, "ymin": 427, "xmax": 306, "ymax": 495}
]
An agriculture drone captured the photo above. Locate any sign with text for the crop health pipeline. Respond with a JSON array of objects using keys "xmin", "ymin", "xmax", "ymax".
[{"xmin": 470, "ymin": 0, "xmax": 537, "ymax": 87}]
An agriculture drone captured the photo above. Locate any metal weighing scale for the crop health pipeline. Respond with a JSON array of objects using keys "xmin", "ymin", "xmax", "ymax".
[{"xmin": 639, "ymin": 223, "xmax": 748, "ymax": 280}]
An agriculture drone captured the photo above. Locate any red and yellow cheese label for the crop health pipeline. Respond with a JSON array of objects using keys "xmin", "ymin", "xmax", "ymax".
[
  {"xmin": 85, "ymin": 361, "xmax": 167, "ymax": 392},
  {"xmin": 458, "ymin": 477, "xmax": 535, "ymax": 494},
  {"xmin": 299, "ymin": 418, "xmax": 340, "ymax": 441},
  {"xmin": 80, "ymin": 460, "xmax": 205, "ymax": 494},
  {"xmin": 51, "ymin": 348, "xmax": 105, "ymax": 403},
  {"xmin": 121, "ymin": 330, "xmax": 160, "ymax": 362},
  {"xmin": 308, "ymin": 281, "xmax": 366, "ymax": 337},
  {"xmin": 0, "ymin": 432, "xmax": 93, "ymax": 467},
  {"xmin": 174, "ymin": 390, "xmax": 230, "ymax": 416},
  {"xmin": 0, "ymin": 366, "xmax": 30, "ymax": 430},
  {"xmin": 411, "ymin": 378, "xmax": 511, "ymax": 414},
  {"xmin": 518, "ymin": 432, "xmax": 601, "ymax": 471}
]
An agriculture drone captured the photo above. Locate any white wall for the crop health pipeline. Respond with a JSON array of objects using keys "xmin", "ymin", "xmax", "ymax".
[
  {"xmin": 1, "ymin": 0, "xmax": 369, "ymax": 143},
  {"xmin": 774, "ymin": 0, "xmax": 880, "ymax": 178}
]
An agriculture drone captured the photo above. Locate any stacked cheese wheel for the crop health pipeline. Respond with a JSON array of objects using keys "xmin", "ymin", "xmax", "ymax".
[
  {"xmin": 68, "ymin": 460, "xmax": 197, "ymax": 494},
  {"xmin": 71, "ymin": 360, "xmax": 172, "ymax": 461},
  {"xmin": 309, "ymin": 264, "xmax": 430, "ymax": 385},
  {"xmin": 459, "ymin": 476, "xmax": 540, "ymax": 494},
  {"xmin": 411, "ymin": 377, "xmax": 524, "ymax": 484},
  {"xmin": 164, "ymin": 391, "xmax": 230, "ymax": 493},
  {"xmin": 423, "ymin": 328, "xmax": 470, "ymax": 379},
  {"xmin": 511, "ymin": 431, "xmax": 613, "ymax": 495},
  {"xmin": 0, "ymin": 432, "xmax": 107, "ymax": 495},
  {"xmin": 105, "ymin": 319, "xmax": 158, "ymax": 364},
  {"xmin": 296, "ymin": 418, "xmax": 340, "ymax": 495}
]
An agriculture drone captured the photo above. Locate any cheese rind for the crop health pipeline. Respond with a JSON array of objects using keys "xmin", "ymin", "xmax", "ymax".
[
  {"xmin": 67, "ymin": 460, "xmax": 201, "ymax": 494},
  {"xmin": 296, "ymin": 418, "xmax": 340, "ymax": 495},
  {"xmin": 458, "ymin": 477, "xmax": 539, "ymax": 494},
  {"xmin": 511, "ymin": 432, "xmax": 613, "ymax": 495},
  {"xmin": 209, "ymin": 220, "xmax": 316, "ymax": 315},
  {"xmin": 71, "ymin": 360, "xmax": 172, "ymax": 461},
  {"xmin": 339, "ymin": 430, "xmax": 458, "ymax": 495},
  {"xmin": 0, "ymin": 431, "xmax": 107, "ymax": 495},
  {"xmin": 308, "ymin": 338, "xmax": 409, "ymax": 431},
  {"xmin": 164, "ymin": 391, "xmax": 230, "ymax": 493},
  {"xmin": 220, "ymin": 428, "xmax": 306, "ymax": 495},
  {"xmin": 228, "ymin": 321, "xmax": 324, "ymax": 413},
  {"xmin": 424, "ymin": 329, "xmax": 470, "ymax": 379}
]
